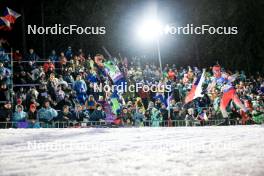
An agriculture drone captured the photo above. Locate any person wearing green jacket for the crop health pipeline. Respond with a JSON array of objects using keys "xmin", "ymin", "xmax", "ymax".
[
  {"xmin": 252, "ymin": 106, "xmax": 264, "ymax": 124},
  {"xmin": 151, "ymin": 108, "xmax": 162, "ymax": 127}
]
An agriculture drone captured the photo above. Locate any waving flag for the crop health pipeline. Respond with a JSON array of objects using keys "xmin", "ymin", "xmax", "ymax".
[
  {"xmin": 0, "ymin": 7, "xmax": 21, "ymax": 30},
  {"xmin": 0, "ymin": 16, "xmax": 10, "ymax": 27},
  {"xmin": 111, "ymin": 98, "xmax": 121, "ymax": 115},
  {"xmin": 0, "ymin": 17, "xmax": 10, "ymax": 30},
  {"xmin": 185, "ymin": 69, "xmax": 205, "ymax": 104},
  {"xmin": 4, "ymin": 7, "xmax": 21, "ymax": 23},
  {"xmin": 104, "ymin": 60, "xmax": 123, "ymax": 84}
]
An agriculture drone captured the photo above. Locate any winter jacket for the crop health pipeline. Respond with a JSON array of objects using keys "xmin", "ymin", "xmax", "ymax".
[
  {"xmin": 0, "ymin": 108, "xmax": 12, "ymax": 122},
  {"xmin": 90, "ymin": 110, "xmax": 106, "ymax": 121},
  {"xmin": 72, "ymin": 110, "xmax": 89, "ymax": 121},
  {"xmin": 151, "ymin": 108, "xmax": 162, "ymax": 127},
  {"xmin": 43, "ymin": 62, "xmax": 55, "ymax": 73},
  {"xmin": 13, "ymin": 106, "xmax": 27, "ymax": 122},
  {"xmin": 252, "ymin": 110, "xmax": 264, "ymax": 124},
  {"xmin": 160, "ymin": 108, "xmax": 169, "ymax": 121},
  {"xmin": 27, "ymin": 111, "xmax": 40, "ymax": 128},
  {"xmin": 120, "ymin": 113, "xmax": 133, "ymax": 126},
  {"xmin": 27, "ymin": 111, "xmax": 38, "ymax": 121},
  {"xmin": 38, "ymin": 107, "xmax": 58, "ymax": 121},
  {"xmin": 57, "ymin": 111, "xmax": 73, "ymax": 121},
  {"xmin": 73, "ymin": 80, "xmax": 87, "ymax": 94},
  {"xmin": 133, "ymin": 112, "xmax": 145, "ymax": 127}
]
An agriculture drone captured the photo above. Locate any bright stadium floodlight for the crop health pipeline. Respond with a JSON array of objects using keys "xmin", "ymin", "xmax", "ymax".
[
  {"xmin": 136, "ymin": 18, "xmax": 163, "ymax": 42},
  {"xmin": 136, "ymin": 17, "xmax": 163, "ymax": 74}
]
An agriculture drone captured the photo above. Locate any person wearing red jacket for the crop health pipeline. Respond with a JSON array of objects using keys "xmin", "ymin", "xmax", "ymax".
[
  {"xmin": 43, "ymin": 59, "xmax": 55, "ymax": 74},
  {"xmin": 13, "ymin": 50, "xmax": 23, "ymax": 62},
  {"xmin": 168, "ymin": 69, "xmax": 175, "ymax": 80}
]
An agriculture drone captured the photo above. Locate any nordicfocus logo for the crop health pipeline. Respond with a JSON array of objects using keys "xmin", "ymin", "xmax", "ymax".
[
  {"xmin": 27, "ymin": 24, "xmax": 106, "ymax": 35},
  {"xmin": 164, "ymin": 24, "xmax": 238, "ymax": 35},
  {"xmin": 93, "ymin": 82, "xmax": 172, "ymax": 93}
]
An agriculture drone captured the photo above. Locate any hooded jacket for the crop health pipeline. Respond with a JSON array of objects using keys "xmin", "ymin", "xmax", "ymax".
[
  {"xmin": 13, "ymin": 105, "xmax": 27, "ymax": 122},
  {"xmin": 38, "ymin": 106, "xmax": 58, "ymax": 121},
  {"xmin": 73, "ymin": 80, "xmax": 87, "ymax": 94},
  {"xmin": 151, "ymin": 108, "xmax": 162, "ymax": 127}
]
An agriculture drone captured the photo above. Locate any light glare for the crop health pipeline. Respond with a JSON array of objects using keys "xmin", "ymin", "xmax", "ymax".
[{"xmin": 137, "ymin": 19, "xmax": 162, "ymax": 41}]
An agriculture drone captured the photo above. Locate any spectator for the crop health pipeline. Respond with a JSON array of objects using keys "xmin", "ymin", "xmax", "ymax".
[
  {"xmin": 151, "ymin": 108, "xmax": 162, "ymax": 127},
  {"xmin": 3, "ymin": 46, "xmax": 263, "ymax": 129},
  {"xmin": 27, "ymin": 104, "xmax": 39, "ymax": 128},
  {"xmin": 185, "ymin": 108, "xmax": 195, "ymax": 126},
  {"xmin": 85, "ymin": 95, "xmax": 96, "ymax": 114},
  {"xmin": 160, "ymin": 103, "xmax": 169, "ymax": 126},
  {"xmin": 73, "ymin": 75, "xmax": 87, "ymax": 104},
  {"xmin": 57, "ymin": 105, "xmax": 73, "ymax": 122},
  {"xmin": 168, "ymin": 69, "xmax": 175, "ymax": 80},
  {"xmin": 197, "ymin": 109, "xmax": 208, "ymax": 126},
  {"xmin": 252, "ymin": 105, "xmax": 264, "ymax": 124},
  {"xmin": 26, "ymin": 48, "xmax": 40, "ymax": 62},
  {"xmin": 0, "ymin": 46, "xmax": 9, "ymax": 62},
  {"xmin": 48, "ymin": 50, "xmax": 59, "ymax": 63},
  {"xmin": 120, "ymin": 107, "xmax": 133, "ymax": 126},
  {"xmin": 72, "ymin": 104, "xmax": 89, "ymax": 122},
  {"xmin": 38, "ymin": 100, "xmax": 58, "ymax": 123},
  {"xmin": 0, "ymin": 101, "xmax": 12, "ymax": 128},
  {"xmin": 0, "ymin": 83, "xmax": 9, "ymax": 101},
  {"xmin": 133, "ymin": 108, "xmax": 145, "ymax": 127},
  {"xmin": 135, "ymin": 97, "xmax": 145, "ymax": 112},
  {"xmin": 0, "ymin": 61, "xmax": 10, "ymax": 78},
  {"xmin": 43, "ymin": 59, "xmax": 55, "ymax": 74},
  {"xmin": 89, "ymin": 104, "xmax": 106, "ymax": 122},
  {"xmin": 59, "ymin": 52, "xmax": 67, "ymax": 71},
  {"xmin": 65, "ymin": 46, "xmax": 73, "ymax": 59},
  {"xmin": 13, "ymin": 105, "xmax": 27, "ymax": 124}
]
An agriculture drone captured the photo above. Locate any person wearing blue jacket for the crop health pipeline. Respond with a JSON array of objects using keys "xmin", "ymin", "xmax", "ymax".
[
  {"xmin": 48, "ymin": 50, "xmax": 59, "ymax": 63},
  {"xmin": 38, "ymin": 99, "xmax": 58, "ymax": 123},
  {"xmin": 73, "ymin": 75, "xmax": 87, "ymax": 104},
  {"xmin": 133, "ymin": 108, "xmax": 145, "ymax": 127},
  {"xmin": 65, "ymin": 46, "xmax": 73, "ymax": 59},
  {"xmin": 89, "ymin": 104, "xmax": 106, "ymax": 122},
  {"xmin": 13, "ymin": 105, "xmax": 27, "ymax": 122},
  {"xmin": 13, "ymin": 105, "xmax": 28, "ymax": 128}
]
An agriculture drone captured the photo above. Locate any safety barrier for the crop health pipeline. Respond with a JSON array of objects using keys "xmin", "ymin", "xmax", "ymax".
[{"xmin": 0, "ymin": 119, "xmax": 244, "ymax": 129}]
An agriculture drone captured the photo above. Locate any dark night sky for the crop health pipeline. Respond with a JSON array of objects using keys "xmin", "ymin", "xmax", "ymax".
[{"xmin": 0, "ymin": 0, "xmax": 264, "ymax": 73}]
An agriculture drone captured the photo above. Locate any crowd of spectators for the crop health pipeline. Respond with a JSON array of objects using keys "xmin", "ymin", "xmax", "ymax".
[{"xmin": 0, "ymin": 44, "xmax": 263, "ymax": 128}]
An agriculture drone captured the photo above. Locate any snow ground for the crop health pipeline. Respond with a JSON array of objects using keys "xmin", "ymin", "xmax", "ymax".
[{"xmin": 0, "ymin": 126, "xmax": 264, "ymax": 176}]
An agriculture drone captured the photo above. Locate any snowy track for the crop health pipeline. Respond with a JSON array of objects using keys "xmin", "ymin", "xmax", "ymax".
[{"xmin": 0, "ymin": 126, "xmax": 264, "ymax": 176}]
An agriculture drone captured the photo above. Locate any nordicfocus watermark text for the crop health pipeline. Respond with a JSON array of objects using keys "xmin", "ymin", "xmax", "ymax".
[
  {"xmin": 93, "ymin": 82, "xmax": 172, "ymax": 93},
  {"xmin": 27, "ymin": 23, "xmax": 237, "ymax": 35},
  {"xmin": 163, "ymin": 24, "xmax": 238, "ymax": 35},
  {"xmin": 27, "ymin": 24, "xmax": 106, "ymax": 35},
  {"xmin": 160, "ymin": 24, "xmax": 238, "ymax": 35}
]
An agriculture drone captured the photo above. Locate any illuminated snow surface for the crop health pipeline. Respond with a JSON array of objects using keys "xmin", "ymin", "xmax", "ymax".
[{"xmin": 0, "ymin": 126, "xmax": 264, "ymax": 176}]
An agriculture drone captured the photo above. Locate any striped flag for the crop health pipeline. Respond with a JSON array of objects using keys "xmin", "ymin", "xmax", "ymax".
[
  {"xmin": 185, "ymin": 69, "xmax": 205, "ymax": 104},
  {"xmin": 0, "ymin": 7, "xmax": 21, "ymax": 30},
  {"xmin": 104, "ymin": 61, "xmax": 123, "ymax": 84}
]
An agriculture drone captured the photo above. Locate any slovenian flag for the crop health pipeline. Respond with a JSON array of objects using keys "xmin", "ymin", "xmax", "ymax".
[{"xmin": 185, "ymin": 69, "xmax": 205, "ymax": 104}]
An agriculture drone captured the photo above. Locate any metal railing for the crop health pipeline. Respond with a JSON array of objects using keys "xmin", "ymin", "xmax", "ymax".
[{"xmin": 0, "ymin": 119, "xmax": 245, "ymax": 129}]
